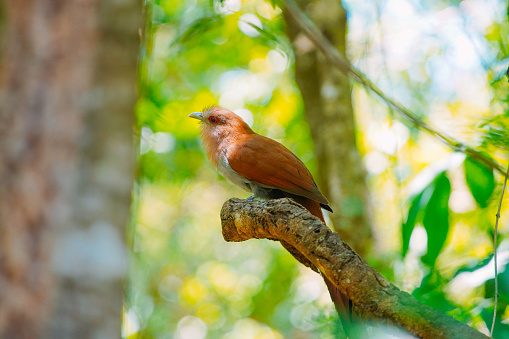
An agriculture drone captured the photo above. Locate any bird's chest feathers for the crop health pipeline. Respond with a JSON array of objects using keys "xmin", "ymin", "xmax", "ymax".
[
  {"xmin": 216, "ymin": 153, "xmax": 252, "ymax": 192},
  {"xmin": 201, "ymin": 130, "xmax": 252, "ymax": 192}
]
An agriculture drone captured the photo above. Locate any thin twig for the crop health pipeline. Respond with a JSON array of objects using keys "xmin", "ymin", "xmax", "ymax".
[
  {"xmin": 491, "ymin": 163, "xmax": 509, "ymax": 337},
  {"xmin": 283, "ymin": 0, "xmax": 505, "ymax": 175}
]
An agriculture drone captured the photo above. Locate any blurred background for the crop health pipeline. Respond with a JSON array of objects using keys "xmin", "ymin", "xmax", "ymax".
[
  {"xmin": 7, "ymin": 0, "xmax": 508, "ymax": 338},
  {"xmin": 126, "ymin": 0, "xmax": 509, "ymax": 338}
]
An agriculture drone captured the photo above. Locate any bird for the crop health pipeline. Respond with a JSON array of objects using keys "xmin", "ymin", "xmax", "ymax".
[{"xmin": 189, "ymin": 106, "xmax": 352, "ymax": 330}]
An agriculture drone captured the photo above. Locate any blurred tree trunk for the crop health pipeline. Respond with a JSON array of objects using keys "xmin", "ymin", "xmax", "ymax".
[
  {"xmin": 0, "ymin": 0, "xmax": 139, "ymax": 338},
  {"xmin": 284, "ymin": 0, "xmax": 373, "ymax": 256}
]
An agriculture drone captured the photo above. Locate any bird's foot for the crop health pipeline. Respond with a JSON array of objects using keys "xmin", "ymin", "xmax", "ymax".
[{"xmin": 246, "ymin": 195, "xmax": 256, "ymax": 200}]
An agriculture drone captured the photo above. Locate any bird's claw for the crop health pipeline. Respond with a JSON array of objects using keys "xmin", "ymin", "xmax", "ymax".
[{"xmin": 246, "ymin": 195, "xmax": 256, "ymax": 200}]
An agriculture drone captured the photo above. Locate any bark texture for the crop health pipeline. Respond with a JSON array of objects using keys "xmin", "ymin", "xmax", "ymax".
[
  {"xmin": 284, "ymin": 0, "xmax": 373, "ymax": 256},
  {"xmin": 221, "ymin": 198, "xmax": 488, "ymax": 339},
  {"xmin": 0, "ymin": 0, "xmax": 139, "ymax": 338}
]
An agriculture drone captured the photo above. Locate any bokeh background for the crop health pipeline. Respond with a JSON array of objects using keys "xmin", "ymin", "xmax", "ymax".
[{"xmin": 125, "ymin": 0, "xmax": 509, "ymax": 338}]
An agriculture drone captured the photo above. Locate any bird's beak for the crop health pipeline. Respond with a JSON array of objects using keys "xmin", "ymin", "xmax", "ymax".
[{"xmin": 188, "ymin": 112, "xmax": 204, "ymax": 121}]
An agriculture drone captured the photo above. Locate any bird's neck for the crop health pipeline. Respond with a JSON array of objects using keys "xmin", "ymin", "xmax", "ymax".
[{"xmin": 201, "ymin": 123, "xmax": 254, "ymax": 167}]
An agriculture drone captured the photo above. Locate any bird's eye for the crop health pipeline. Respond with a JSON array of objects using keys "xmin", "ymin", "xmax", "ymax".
[{"xmin": 208, "ymin": 116, "xmax": 218, "ymax": 123}]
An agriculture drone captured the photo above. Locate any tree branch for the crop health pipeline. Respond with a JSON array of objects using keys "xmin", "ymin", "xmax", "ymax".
[
  {"xmin": 283, "ymin": 0, "xmax": 505, "ymax": 175},
  {"xmin": 221, "ymin": 198, "xmax": 489, "ymax": 339}
]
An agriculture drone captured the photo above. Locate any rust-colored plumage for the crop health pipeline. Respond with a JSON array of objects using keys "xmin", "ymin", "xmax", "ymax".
[
  {"xmin": 228, "ymin": 134, "xmax": 332, "ymax": 211},
  {"xmin": 190, "ymin": 106, "xmax": 351, "ymax": 323}
]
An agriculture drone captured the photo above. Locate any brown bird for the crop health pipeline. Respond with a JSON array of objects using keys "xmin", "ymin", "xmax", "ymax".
[{"xmin": 189, "ymin": 106, "xmax": 352, "ymax": 328}]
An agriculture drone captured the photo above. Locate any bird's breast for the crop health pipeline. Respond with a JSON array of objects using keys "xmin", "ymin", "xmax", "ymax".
[{"xmin": 216, "ymin": 153, "xmax": 252, "ymax": 192}]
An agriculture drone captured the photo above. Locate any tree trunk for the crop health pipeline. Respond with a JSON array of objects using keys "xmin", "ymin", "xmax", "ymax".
[
  {"xmin": 284, "ymin": 0, "xmax": 373, "ymax": 256},
  {"xmin": 0, "ymin": 0, "xmax": 140, "ymax": 338}
]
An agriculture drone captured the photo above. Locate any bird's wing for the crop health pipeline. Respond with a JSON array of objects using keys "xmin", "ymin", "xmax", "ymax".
[{"xmin": 227, "ymin": 134, "xmax": 330, "ymax": 206}]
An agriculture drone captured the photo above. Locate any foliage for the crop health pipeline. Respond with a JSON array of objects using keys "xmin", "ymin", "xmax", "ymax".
[
  {"xmin": 465, "ymin": 156, "xmax": 496, "ymax": 208},
  {"xmin": 126, "ymin": 0, "xmax": 509, "ymax": 338}
]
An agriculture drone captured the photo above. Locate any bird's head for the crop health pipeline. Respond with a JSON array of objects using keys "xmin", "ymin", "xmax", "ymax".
[{"xmin": 189, "ymin": 106, "xmax": 253, "ymax": 136}]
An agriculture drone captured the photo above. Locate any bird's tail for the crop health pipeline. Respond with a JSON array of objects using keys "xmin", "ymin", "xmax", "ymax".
[
  {"xmin": 287, "ymin": 195, "xmax": 354, "ymax": 332},
  {"xmin": 324, "ymin": 275, "xmax": 353, "ymax": 327}
]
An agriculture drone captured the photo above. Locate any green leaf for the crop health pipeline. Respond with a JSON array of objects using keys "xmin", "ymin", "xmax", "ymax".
[
  {"xmin": 464, "ymin": 156, "xmax": 495, "ymax": 208},
  {"xmin": 135, "ymin": 98, "xmax": 160, "ymax": 127},
  {"xmin": 485, "ymin": 263, "xmax": 509, "ymax": 304},
  {"xmin": 452, "ymin": 254, "xmax": 493, "ymax": 277},
  {"xmin": 421, "ymin": 173, "xmax": 451, "ymax": 267},
  {"xmin": 170, "ymin": 14, "xmax": 223, "ymax": 49},
  {"xmin": 402, "ymin": 192, "xmax": 423, "ymax": 257},
  {"xmin": 480, "ymin": 308, "xmax": 509, "ymax": 339},
  {"xmin": 243, "ymin": 21, "xmax": 293, "ymax": 60},
  {"xmin": 412, "ymin": 271, "xmax": 455, "ymax": 313},
  {"xmin": 269, "ymin": 0, "xmax": 280, "ymax": 9}
]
